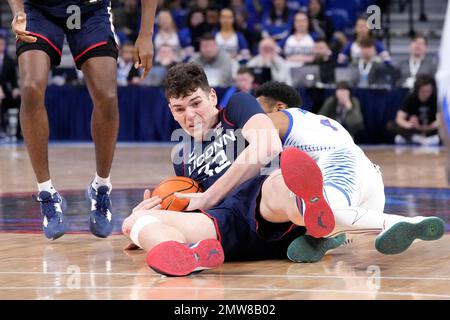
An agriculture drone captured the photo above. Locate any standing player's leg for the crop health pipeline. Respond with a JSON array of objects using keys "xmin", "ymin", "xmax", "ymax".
[
  {"xmin": 18, "ymin": 51, "xmax": 52, "ymax": 185},
  {"xmin": 81, "ymin": 56, "xmax": 119, "ymax": 238},
  {"xmin": 19, "ymin": 52, "xmax": 66, "ymax": 240},
  {"xmin": 15, "ymin": 6, "xmax": 66, "ymax": 239},
  {"xmin": 66, "ymin": 2, "xmax": 120, "ymax": 238},
  {"xmin": 81, "ymin": 56, "xmax": 118, "ymax": 181}
]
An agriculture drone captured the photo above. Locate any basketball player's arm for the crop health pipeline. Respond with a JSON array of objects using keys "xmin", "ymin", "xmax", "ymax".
[
  {"xmin": 134, "ymin": 0, "xmax": 158, "ymax": 79},
  {"xmin": 268, "ymin": 112, "xmax": 289, "ymax": 141},
  {"xmin": 7, "ymin": 0, "xmax": 24, "ymax": 16},
  {"xmin": 8, "ymin": 0, "xmax": 36, "ymax": 43},
  {"xmin": 209, "ymin": 113, "xmax": 282, "ymax": 198},
  {"xmin": 177, "ymin": 114, "xmax": 283, "ymax": 211}
]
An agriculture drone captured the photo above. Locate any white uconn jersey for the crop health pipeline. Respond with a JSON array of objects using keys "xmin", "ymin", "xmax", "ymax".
[{"xmin": 281, "ymin": 108, "xmax": 357, "ymax": 160}]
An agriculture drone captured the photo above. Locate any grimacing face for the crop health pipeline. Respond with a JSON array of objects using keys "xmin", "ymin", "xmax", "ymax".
[{"xmin": 168, "ymin": 88, "xmax": 219, "ymax": 140}]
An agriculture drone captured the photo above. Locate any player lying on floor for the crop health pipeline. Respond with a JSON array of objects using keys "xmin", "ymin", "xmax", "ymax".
[
  {"xmin": 122, "ymin": 62, "xmax": 337, "ymax": 276},
  {"xmin": 254, "ymin": 81, "xmax": 445, "ymax": 262},
  {"xmin": 122, "ymin": 64, "xmax": 444, "ymax": 276}
]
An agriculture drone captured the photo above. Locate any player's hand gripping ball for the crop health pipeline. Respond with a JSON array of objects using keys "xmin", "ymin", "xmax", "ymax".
[{"xmin": 152, "ymin": 177, "xmax": 202, "ymax": 211}]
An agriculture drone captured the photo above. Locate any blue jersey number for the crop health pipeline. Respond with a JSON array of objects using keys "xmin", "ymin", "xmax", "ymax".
[{"xmin": 320, "ymin": 119, "xmax": 338, "ymax": 131}]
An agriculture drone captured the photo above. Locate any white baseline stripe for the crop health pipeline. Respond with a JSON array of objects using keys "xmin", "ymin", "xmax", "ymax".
[
  {"xmin": 0, "ymin": 286, "xmax": 449, "ymax": 299},
  {"xmin": 1, "ymin": 271, "xmax": 450, "ymax": 282}
]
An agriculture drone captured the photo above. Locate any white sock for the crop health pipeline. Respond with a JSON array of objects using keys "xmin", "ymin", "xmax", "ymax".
[
  {"xmin": 37, "ymin": 180, "xmax": 57, "ymax": 195},
  {"xmin": 328, "ymin": 207, "xmax": 421, "ymax": 237},
  {"xmin": 92, "ymin": 173, "xmax": 112, "ymax": 191},
  {"xmin": 322, "ymin": 185, "xmax": 425, "ymax": 238}
]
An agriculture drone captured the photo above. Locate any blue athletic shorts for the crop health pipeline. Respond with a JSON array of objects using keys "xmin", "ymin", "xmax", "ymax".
[
  {"xmin": 17, "ymin": 1, "xmax": 118, "ymax": 69},
  {"xmin": 200, "ymin": 175, "xmax": 306, "ymax": 261}
]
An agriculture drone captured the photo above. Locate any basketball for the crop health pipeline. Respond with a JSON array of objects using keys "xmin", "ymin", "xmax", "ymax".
[{"xmin": 151, "ymin": 176, "xmax": 202, "ymax": 211}]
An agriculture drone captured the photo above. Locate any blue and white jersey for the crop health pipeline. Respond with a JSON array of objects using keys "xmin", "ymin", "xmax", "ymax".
[
  {"xmin": 281, "ymin": 108, "xmax": 358, "ymax": 160},
  {"xmin": 282, "ymin": 108, "xmax": 384, "ymax": 208}
]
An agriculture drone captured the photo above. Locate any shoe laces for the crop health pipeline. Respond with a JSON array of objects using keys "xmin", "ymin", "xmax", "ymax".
[
  {"xmin": 341, "ymin": 235, "xmax": 358, "ymax": 248},
  {"xmin": 33, "ymin": 194, "xmax": 61, "ymax": 219},
  {"xmin": 342, "ymin": 238, "xmax": 355, "ymax": 246},
  {"xmin": 95, "ymin": 192, "xmax": 110, "ymax": 216}
]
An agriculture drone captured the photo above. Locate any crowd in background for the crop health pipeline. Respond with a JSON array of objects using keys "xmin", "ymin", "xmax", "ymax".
[
  {"xmin": 0, "ymin": 0, "xmax": 442, "ymax": 146},
  {"xmin": 112, "ymin": 0, "xmax": 442, "ymax": 146},
  {"xmin": 109, "ymin": 0, "xmax": 437, "ymax": 90}
]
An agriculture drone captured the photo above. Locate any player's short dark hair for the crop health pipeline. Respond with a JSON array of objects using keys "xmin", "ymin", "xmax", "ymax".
[
  {"xmin": 163, "ymin": 63, "xmax": 210, "ymax": 99},
  {"xmin": 255, "ymin": 81, "xmax": 302, "ymax": 109}
]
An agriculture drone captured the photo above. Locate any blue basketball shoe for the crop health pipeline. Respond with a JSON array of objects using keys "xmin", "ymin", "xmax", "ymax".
[
  {"xmin": 34, "ymin": 191, "xmax": 66, "ymax": 240},
  {"xmin": 88, "ymin": 185, "xmax": 113, "ymax": 238}
]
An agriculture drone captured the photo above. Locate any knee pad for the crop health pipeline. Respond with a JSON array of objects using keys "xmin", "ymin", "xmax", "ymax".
[{"xmin": 129, "ymin": 215, "xmax": 161, "ymax": 249}]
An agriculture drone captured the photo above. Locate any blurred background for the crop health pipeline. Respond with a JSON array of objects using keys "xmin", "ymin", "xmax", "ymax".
[{"xmin": 0, "ymin": 0, "xmax": 446, "ymax": 145}]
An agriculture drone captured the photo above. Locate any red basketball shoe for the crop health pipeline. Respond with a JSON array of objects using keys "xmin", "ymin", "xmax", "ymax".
[
  {"xmin": 280, "ymin": 147, "xmax": 335, "ymax": 238},
  {"xmin": 146, "ymin": 239, "xmax": 224, "ymax": 276}
]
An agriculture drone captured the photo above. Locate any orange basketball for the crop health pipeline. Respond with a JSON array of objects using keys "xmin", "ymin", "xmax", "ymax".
[{"xmin": 152, "ymin": 176, "xmax": 202, "ymax": 211}]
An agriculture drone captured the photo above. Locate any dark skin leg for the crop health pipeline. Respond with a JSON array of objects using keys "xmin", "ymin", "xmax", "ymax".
[
  {"xmin": 18, "ymin": 50, "xmax": 52, "ymax": 183},
  {"xmin": 81, "ymin": 56, "xmax": 119, "ymax": 179}
]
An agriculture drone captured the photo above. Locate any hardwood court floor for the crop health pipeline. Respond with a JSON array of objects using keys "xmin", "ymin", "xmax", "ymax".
[{"xmin": 0, "ymin": 143, "xmax": 449, "ymax": 300}]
